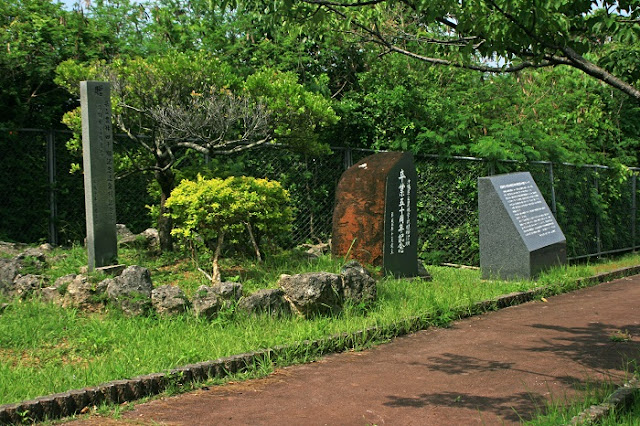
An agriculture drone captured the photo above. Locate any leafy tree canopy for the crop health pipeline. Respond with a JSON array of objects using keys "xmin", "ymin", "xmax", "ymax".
[
  {"xmin": 276, "ymin": 0, "xmax": 640, "ymax": 101},
  {"xmin": 333, "ymin": 53, "xmax": 640, "ymax": 165},
  {"xmin": 0, "ymin": 0, "xmax": 114, "ymax": 126}
]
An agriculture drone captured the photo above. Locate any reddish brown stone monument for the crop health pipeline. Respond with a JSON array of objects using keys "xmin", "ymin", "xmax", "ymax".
[{"xmin": 332, "ymin": 152, "xmax": 418, "ymax": 277}]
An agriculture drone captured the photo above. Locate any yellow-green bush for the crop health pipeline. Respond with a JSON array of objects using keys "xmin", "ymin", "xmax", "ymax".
[{"xmin": 165, "ymin": 175, "xmax": 293, "ymax": 281}]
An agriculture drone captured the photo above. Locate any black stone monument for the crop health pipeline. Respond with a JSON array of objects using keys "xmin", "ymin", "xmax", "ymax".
[{"xmin": 478, "ymin": 172, "xmax": 566, "ymax": 280}]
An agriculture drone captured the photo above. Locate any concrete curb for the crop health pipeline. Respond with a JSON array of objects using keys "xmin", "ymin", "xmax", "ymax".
[
  {"xmin": 1, "ymin": 265, "xmax": 639, "ymax": 424},
  {"xmin": 568, "ymin": 377, "xmax": 640, "ymax": 425}
]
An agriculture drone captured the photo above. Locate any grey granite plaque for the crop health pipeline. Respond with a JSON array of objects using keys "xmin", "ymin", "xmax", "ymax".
[
  {"xmin": 81, "ymin": 81, "xmax": 117, "ymax": 270},
  {"xmin": 478, "ymin": 172, "xmax": 566, "ymax": 280},
  {"xmin": 383, "ymin": 154, "xmax": 418, "ymax": 277}
]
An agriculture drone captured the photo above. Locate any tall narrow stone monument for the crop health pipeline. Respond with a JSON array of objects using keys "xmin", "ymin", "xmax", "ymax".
[
  {"xmin": 478, "ymin": 172, "xmax": 566, "ymax": 280},
  {"xmin": 81, "ymin": 81, "xmax": 117, "ymax": 270},
  {"xmin": 332, "ymin": 152, "xmax": 418, "ymax": 277}
]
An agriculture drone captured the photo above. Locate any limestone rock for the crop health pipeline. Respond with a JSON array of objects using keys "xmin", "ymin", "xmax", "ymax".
[
  {"xmin": 118, "ymin": 234, "xmax": 143, "ymax": 249},
  {"xmin": 62, "ymin": 275, "xmax": 105, "ymax": 309},
  {"xmin": 210, "ymin": 282, "xmax": 243, "ymax": 302},
  {"xmin": 139, "ymin": 228, "xmax": 159, "ymax": 248},
  {"xmin": 278, "ymin": 272, "xmax": 343, "ymax": 317},
  {"xmin": 238, "ymin": 289, "xmax": 291, "ymax": 316},
  {"xmin": 191, "ymin": 285, "xmax": 223, "ymax": 319},
  {"xmin": 340, "ymin": 260, "xmax": 376, "ymax": 306},
  {"xmin": 9, "ymin": 274, "xmax": 46, "ymax": 299},
  {"xmin": 38, "ymin": 243, "xmax": 55, "ymax": 252},
  {"xmin": 299, "ymin": 242, "xmax": 330, "ymax": 260},
  {"xmin": 15, "ymin": 248, "xmax": 47, "ymax": 268},
  {"xmin": 106, "ymin": 265, "xmax": 153, "ymax": 316},
  {"xmin": 151, "ymin": 285, "xmax": 189, "ymax": 316},
  {"xmin": 119, "ymin": 228, "xmax": 159, "ymax": 250},
  {"xmin": 0, "ymin": 242, "xmax": 25, "ymax": 257},
  {"xmin": 40, "ymin": 286, "xmax": 64, "ymax": 305},
  {"xmin": 54, "ymin": 274, "xmax": 77, "ymax": 292},
  {"xmin": 116, "ymin": 224, "xmax": 134, "ymax": 239},
  {"xmin": 0, "ymin": 258, "xmax": 21, "ymax": 296}
]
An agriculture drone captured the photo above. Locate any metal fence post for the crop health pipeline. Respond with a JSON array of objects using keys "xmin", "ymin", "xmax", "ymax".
[
  {"xmin": 633, "ymin": 172, "xmax": 637, "ymax": 251},
  {"xmin": 46, "ymin": 129, "xmax": 58, "ymax": 246},
  {"xmin": 343, "ymin": 147, "xmax": 353, "ymax": 170},
  {"xmin": 548, "ymin": 162, "xmax": 558, "ymax": 218},
  {"xmin": 594, "ymin": 170, "xmax": 602, "ymax": 257}
]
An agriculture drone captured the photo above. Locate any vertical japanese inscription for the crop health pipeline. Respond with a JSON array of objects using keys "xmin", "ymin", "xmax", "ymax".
[
  {"xmin": 499, "ymin": 180, "xmax": 557, "ymax": 238},
  {"xmin": 81, "ymin": 81, "xmax": 117, "ymax": 270},
  {"xmin": 395, "ymin": 169, "xmax": 412, "ymax": 254}
]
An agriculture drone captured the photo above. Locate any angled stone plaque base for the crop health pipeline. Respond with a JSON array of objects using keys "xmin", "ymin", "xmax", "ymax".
[{"xmin": 479, "ymin": 172, "xmax": 566, "ymax": 280}]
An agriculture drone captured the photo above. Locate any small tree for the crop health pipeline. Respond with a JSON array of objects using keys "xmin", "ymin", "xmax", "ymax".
[{"xmin": 165, "ymin": 175, "xmax": 293, "ymax": 283}]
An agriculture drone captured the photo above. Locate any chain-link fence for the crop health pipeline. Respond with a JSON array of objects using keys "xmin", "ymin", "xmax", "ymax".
[
  {"xmin": 410, "ymin": 157, "xmax": 640, "ymax": 265},
  {"xmin": 1, "ymin": 129, "xmax": 638, "ymax": 265}
]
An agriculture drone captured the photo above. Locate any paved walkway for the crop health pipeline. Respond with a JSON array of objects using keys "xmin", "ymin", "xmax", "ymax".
[{"xmin": 71, "ymin": 274, "xmax": 640, "ymax": 425}]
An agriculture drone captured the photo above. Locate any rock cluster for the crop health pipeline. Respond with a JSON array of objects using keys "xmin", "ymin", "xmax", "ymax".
[
  {"xmin": 0, "ymin": 248, "xmax": 49, "ymax": 300},
  {"xmin": 0, "ymin": 243, "xmax": 378, "ymax": 320}
]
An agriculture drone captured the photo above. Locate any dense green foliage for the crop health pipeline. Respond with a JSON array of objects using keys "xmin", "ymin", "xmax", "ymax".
[
  {"xmin": 0, "ymin": 0, "xmax": 115, "ymax": 128},
  {"xmin": 2, "ymin": 0, "xmax": 640, "ymax": 252},
  {"xmin": 336, "ymin": 54, "xmax": 640, "ymax": 165},
  {"xmin": 283, "ymin": 0, "xmax": 640, "ymax": 101},
  {"xmin": 3, "ymin": 0, "xmax": 639, "ymax": 165},
  {"xmin": 54, "ymin": 51, "xmax": 336, "ymax": 250}
]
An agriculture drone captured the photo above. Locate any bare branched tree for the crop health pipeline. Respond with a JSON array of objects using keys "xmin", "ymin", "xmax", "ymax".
[{"xmin": 149, "ymin": 91, "xmax": 272, "ymax": 156}]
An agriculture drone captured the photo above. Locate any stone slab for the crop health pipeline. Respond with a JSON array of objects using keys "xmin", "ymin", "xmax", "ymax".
[
  {"xmin": 81, "ymin": 81, "xmax": 118, "ymax": 270},
  {"xmin": 383, "ymin": 153, "xmax": 418, "ymax": 277},
  {"xmin": 478, "ymin": 171, "xmax": 566, "ymax": 279}
]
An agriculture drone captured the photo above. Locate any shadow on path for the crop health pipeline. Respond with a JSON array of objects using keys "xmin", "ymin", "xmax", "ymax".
[
  {"xmin": 528, "ymin": 322, "xmax": 640, "ymax": 378},
  {"xmin": 383, "ymin": 391, "xmax": 546, "ymax": 423}
]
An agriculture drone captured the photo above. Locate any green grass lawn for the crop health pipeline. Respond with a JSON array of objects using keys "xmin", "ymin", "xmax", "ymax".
[{"xmin": 1, "ymin": 246, "xmax": 639, "ymax": 408}]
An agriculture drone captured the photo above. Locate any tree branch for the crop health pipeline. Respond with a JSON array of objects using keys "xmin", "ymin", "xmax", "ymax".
[
  {"xmin": 386, "ymin": 43, "xmax": 558, "ymax": 72},
  {"xmin": 208, "ymin": 137, "xmax": 273, "ymax": 155},
  {"xmin": 327, "ymin": 3, "xmax": 558, "ymax": 73},
  {"xmin": 484, "ymin": 0, "xmax": 560, "ymax": 50},
  {"xmin": 302, "ymin": 0, "xmax": 640, "ymax": 102},
  {"xmin": 561, "ymin": 46, "xmax": 640, "ymax": 101},
  {"xmin": 302, "ymin": 0, "xmax": 386, "ymax": 6}
]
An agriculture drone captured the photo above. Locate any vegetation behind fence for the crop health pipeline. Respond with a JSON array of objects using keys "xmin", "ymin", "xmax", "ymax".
[{"xmin": 1, "ymin": 129, "xmax": 638, "ymax": 266}]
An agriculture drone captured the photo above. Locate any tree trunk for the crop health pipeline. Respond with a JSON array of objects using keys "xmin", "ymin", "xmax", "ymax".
[
  {"xmin": 245, "ymin": 222, "xmax": 263, "ymax": 263},
  {"xmin": 155, "ymin": 167, "xmax": 175, "ymax": 252},
  {"xmin": 211, "ymin": 231, "xmax": 225, "ymax": 283}
]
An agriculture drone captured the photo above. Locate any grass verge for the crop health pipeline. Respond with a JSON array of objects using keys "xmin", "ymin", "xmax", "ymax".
[{"xmin": 1, "ymin": 248, "xmax": 639, "ymax": 415}]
